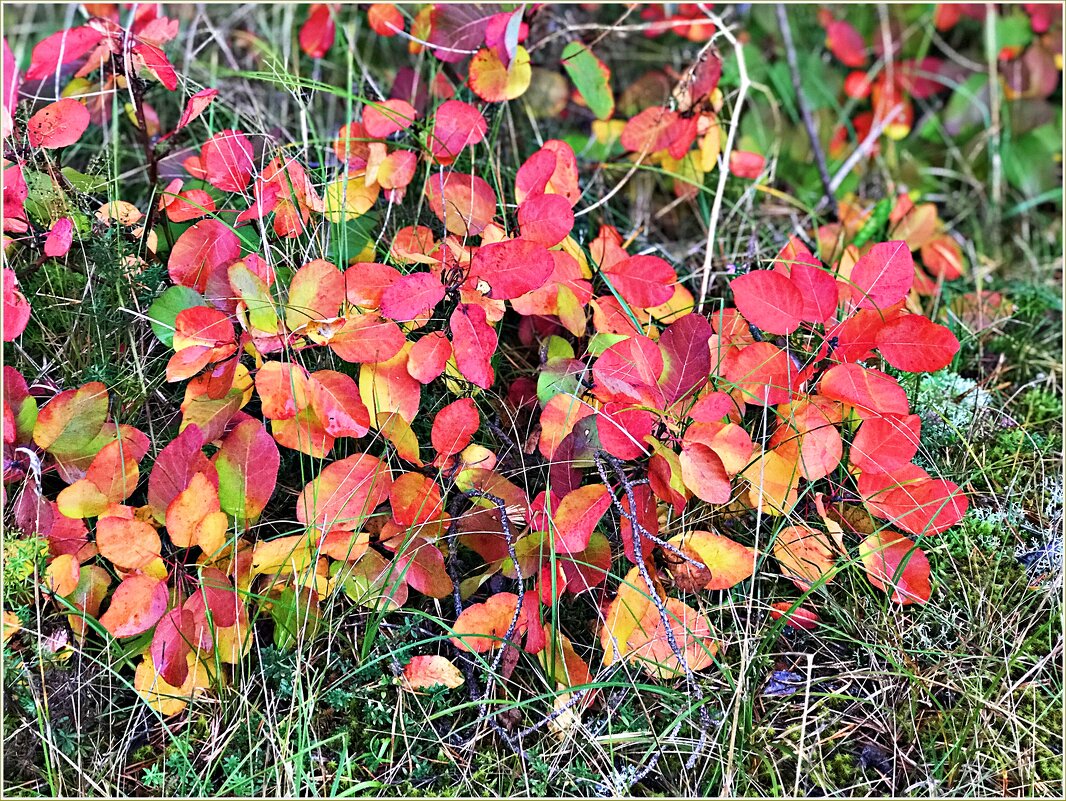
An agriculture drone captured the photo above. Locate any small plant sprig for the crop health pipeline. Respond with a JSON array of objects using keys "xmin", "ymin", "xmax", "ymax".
[{"xmin": 4, "ymin": 4, "xmax": 974, "ymax": 727}]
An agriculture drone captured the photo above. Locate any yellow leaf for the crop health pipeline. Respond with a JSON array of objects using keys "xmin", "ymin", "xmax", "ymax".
[
  {"xmin": 323, "ymin": 174, "xmax": 380, "ymax": 223},
  {"xmin": 3, "ymin": 611, "xmax": 21, "ymax": 643},
  {"xmin": 251, "ymin": 534, "xmax": 314, "ymax": 577},
  {"xmin": 56, "ymin": 479, "xmax": 109, "ymax": 519}
]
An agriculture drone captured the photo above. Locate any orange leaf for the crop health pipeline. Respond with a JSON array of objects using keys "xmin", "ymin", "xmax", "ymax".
[
  {"xmin": 671, "ymin": 530, "xmax": 756, "ymax": 591},
  {"xmin": 99, "ymin": 574, "xmax": 169, "ymax": 637},
  {"xmin": 27, "ymin": 98, "xmax": 89, "ymax": 148},
  {"xmin": 255, "ymin": 360, "xmax": 311, "ymax": 420},
  {"xmin": 402, "ymin": 654, "xmax": 465, "ymax": 690},
  {"xmin": 44, "ymin": 553, "xmax": 80, "ymax": 596},
  {"xmin": 773, "ymin": 525, "xmax": 837, "ymax": 591},
  {"xmin": 296, "ymin": 454, "xmax": 393, "ymax": 532},
  {"xmin": 96, "ymin": 516, "xmax": 161, "ymax": 570},
  {"xmin": 390, "ymin": 472, "xmax": 443, "ymax": 527},
  {"xmin": 450, "ymin": 592, "xmax": 529, "ymax": 653}
]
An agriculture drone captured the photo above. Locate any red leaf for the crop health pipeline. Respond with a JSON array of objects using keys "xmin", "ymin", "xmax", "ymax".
[
  {"xmin": 308, "ymin": 370, "xmax": 370, "ymax": 438},
  {"xmin": 689, "ymin": 391, "xmax": 736, "ymax": 423},
  {"xmin": 818, "ymin": 363, "xmax": 908, "ymax": 417},
  {"xmin": 162, "ymin": 183, "xmax": 216, "ymax": 222},
  {"xmin": 769, "ymin": 601, "xmax": 820, "ymax": 631},
  {"xmin": 730, "ymin": 271, "xmax": 804, "ymax": 334},
  {"xmin": 450, "ymin": 303, "xmax": 497, "ymax": 389},
  {"xmin": 428, "ymin": 4, "xmax": 494, "ymax": 62},
  {"xmin": 214, "ymin": 417, "xmax": 279, "ymax": 522},
  {"xmin": 430, "ymin": 99, "xmax": 487, "ymax": 164},
  {"xmin": 296, "ymin": 453, "xmax": 393, "ymax": 532},
  {"xmin": 679, "ymin": 443, "xmax": 732, "ymax": 504},
  {"xmin": 859, "ymin": 531, "xmax": 930, "ymax": 604},
  {"xmin": 99, "ymin": 575, "xmax": 169, "ymax": 638},
  {"xmin": 775, "ymin": 255, "xmax": 838, "ymax": 324},
  {"xmin": 850, "ymin": 241, "xmax": 914, "ymax": 310},
  {"xmin": 195, "ymin": 567, "xmax": 241, "ymax": 628},
  {"xmin": 595, "ymin": 402, "xmax": 654, "ymax": 460},
  {"xmin": 380, "ymin": 272, "xmax": 446, "ymax": 321},
  {"xmin": 657, "ymin": 314, "xmax": 712, "ymax": 405},
  {"xmin": 299, "ymin": 3, "xmax": 336, "ymax": 59},
  {"xmin": 729, "ymin": 150, "xmax": 765, "ymax": 179},
  {"xmin": 425, "ymin": 170, "xmax": 497, "ymax": 236},
  {"xmin": 168, "ymin": 219, "xmax": 241, "ymax": 295},
  {"xmin": 174, "ymin": 306, "xmax": 234, "ymax": 349},
  {"xmin": 364, "ymin": 99, "xmax": 418, "ymax": 138},
  {"xmin": 150, "ymin": 607, "xmax": 195, "ymax": 686},
  {"xmin": 553, "ymin": 484, "xmax": 611, "ymax": 553},
  {"xmin": 601, "ymin": 255, "xmax": 676, "ymax": 308},
  {"xmin": 2, "ymin": 269, "xmax": 30, "ymax": 342},
  {"xmin": 825, "ymin": 19, "xmax": 867, "ymax": 67},
  {"xmin": 517, "ymin": 193, "xmax": 573, "ymax": 247},
  {"xmin": 851, "ymin": 414, "xmax": 921, "ymax": 474},
  {"xmin": 343, "ymin": 261, "xmax": 401, "ymax": 308},
  {"xmin": 395, "ymin": 540, "xmax": 452, "ymax": 598},
  {"xmin": 471, "ymin": 238, "xmax": 554, "ymax": 300},
  {"xmin": 431, "ymin": 397, "xmax": 479, "ymax": 456},
  {"xmin": 863, "ymin": 470, "xmax": 968, "ymax": 536},
  {"xmin": 26, "ymin": 26, "xmax": 103, "ymax": 80},
  {"xmin": 44, "ymin": 217, "xmax": 73, "ymax": 257},
  {"xmin": 827, "ymin": 308, "xmax": 893, "ymax": 363},
  {"xmin": 875, "ymin": 315, "xmax": 960, "ymax": 372},
  {"xmin": 27, "ymin": 99, "xmax": 90, "ymax": 149},
  {"xmin": 148, "ymin": 425, "xmax": 218, "ymax": 522},
  {"xmin": 131, "ymin": 42, "xmax": 177, "ymax": 91},
  {"xmin": 593, "ymin": 335, "xmax": 665, "ymax": 406},
  {"xmin": 722, "ymin": 341, "xmax": 797, "ymax": 406},
  {"xmin": 407, "ymin": 331, "xmax": 452, "ymax": 384},
  {"xmin": 168, "ymin": 88, "xmax": 218, "ymax": 137},
  {"xmin": 515, "ymin": 141, "xmax": 581, "ymax": 206},
  {"xmin": 201, "ymin": 129, "xmax": 254, "ymax": 193}
]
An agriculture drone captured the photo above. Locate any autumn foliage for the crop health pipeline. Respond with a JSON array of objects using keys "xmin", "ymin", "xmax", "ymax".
[{"xmin": 3, "ymin": 2, "xmax": 1001, "ymax": 722}]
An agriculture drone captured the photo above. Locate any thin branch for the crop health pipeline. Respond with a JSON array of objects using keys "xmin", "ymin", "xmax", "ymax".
[
  {"xmin": 775, "ymin": 4, "xmax": 837, "ymax": 221},
  {"xmin": 698, "ymin": 12, "xmax": 750, "ymax": 312},
  {"xmin": 827, "ymin": 103, "xmax": 904, "ymax": 194}
]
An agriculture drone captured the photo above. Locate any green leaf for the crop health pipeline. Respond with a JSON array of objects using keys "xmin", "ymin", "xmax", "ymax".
[
  {"xmin": 994, "ymin": 11, "xmax": 1034, "ymax": 55},
  {"xmin": 561, "ymin": 42, "xmax": 614, "ymax": 121},
  {"xmin": 22, "ymin": 170, "xmax": 67, "ymax": 222},
  {"xmin": 327, "ymin": 210, "xmax": 379, "ymax": 265},
  {"xmin": 61, "ymin": 167, "xmax": 108, "ymax": 194},
  {"xmin": 147, "ymin": 285, "xmax": 206, "ymax": 347}
]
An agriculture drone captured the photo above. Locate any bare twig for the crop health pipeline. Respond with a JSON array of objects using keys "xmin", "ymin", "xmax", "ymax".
[
  {"xmin": 593, "ymin": 451, "xmax": 713, "ymax": 783},
  {"xmin": 775, "ymin": 4, "xmax": 837, "ymax": 221},
  {"xmin": 698, "ymin": 12, "xmax": 750, "ymax": 312},
  {"xmin": 828, "ymin": 103, "xmax": 904, "ymax": 194}
]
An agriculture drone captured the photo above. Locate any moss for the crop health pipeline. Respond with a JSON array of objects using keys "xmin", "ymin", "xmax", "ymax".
[
  {"xmin": 818, "ymin": 751, "xmax": 860, "ymax": 790},
  {"xmin": 1018, "ymin": 387, "xmax": 1064, "ymax": 426}
]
